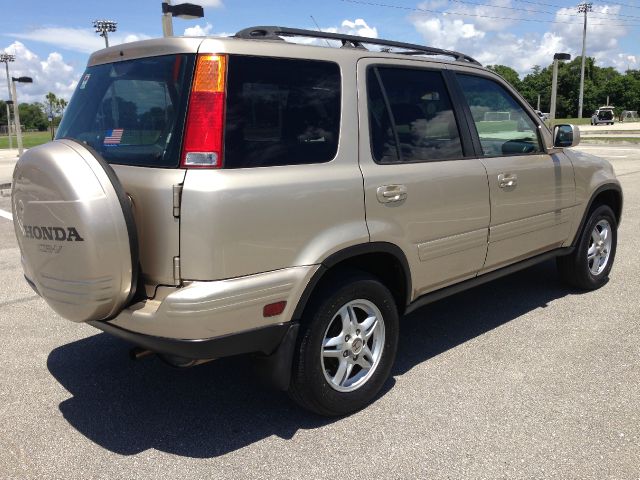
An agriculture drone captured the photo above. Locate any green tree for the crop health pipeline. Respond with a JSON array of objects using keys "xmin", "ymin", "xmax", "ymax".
[
  {"xmin": 0, "ymin": 100, "xmax": 7, "ymax": 128},
  {"xmin": 487, "ymin": 64, "xmax": 522, "ymax": 90},
  {"xmin": 520, "ymin": 64, "xmax": 552, "ymax": 112},
  {"xmin": 18, "ymin": 102, "xmax": 48, "ymax": 131}
]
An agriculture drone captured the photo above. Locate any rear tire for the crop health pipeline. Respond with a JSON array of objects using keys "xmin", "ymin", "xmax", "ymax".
[
  {"xmin": 557, "ymin": 204, "xmax": 617, "ymax": 290},
  {"xmin": 288, "ymin": 272, "xmax": 399, "ymax": 416}
]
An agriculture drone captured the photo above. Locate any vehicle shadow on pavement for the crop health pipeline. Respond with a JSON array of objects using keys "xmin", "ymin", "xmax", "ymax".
[
  {"xmin": 393, "ymin": 260, "xmax": 575, "ymax": 376},
  {"xmin": 47, "ymin": 260, "xmax": 575, "ymax": 458}
]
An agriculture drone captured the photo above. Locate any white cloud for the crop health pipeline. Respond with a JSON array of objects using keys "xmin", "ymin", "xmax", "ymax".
[
  {"xmin": 184, "ymin": 23, "xmax": 214, "ymax": 36},
  {"xmin": 414, "ymin": 0, "xmax": 518, "ymax": 33},
  {"xmin": 410, "ymin": 2, "xmax": 636, "ymax": 75},
  {"xmin": 333, "ymin": 19, "xmax": 378, "ymax": 38},
  {"xmin": 412, "ymin": 16, "xmax": 484, "ymax": 51},
  {"xmin": 8, "ymin": 27, "xmax": 152, "ymax": 54},
  {"xmin": 2, "ymin": 42, "xmax": 78, "ymax": 103},
  {"xmin": 610, "ymin": 53, "xmax": 637, "ymax": 72},
  {"xmin": 182, "ymin": 23, "xmax": 232, "ymax": 37},
  {"xmin": 198, "ymin": 0, "xmax": 224, "ymax": 6},
  {"xmin": 283, "ymin": 19, "xmax": 378, "ymax": 48}
]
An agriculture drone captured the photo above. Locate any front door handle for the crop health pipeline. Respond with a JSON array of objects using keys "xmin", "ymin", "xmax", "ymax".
[
  {"xmin": 498, "ymin": 173, "xmax": 518, "ymax": 189},
  {"xmin": 377, "ymin": 185, "xmax": 408, "ymax": 203}
]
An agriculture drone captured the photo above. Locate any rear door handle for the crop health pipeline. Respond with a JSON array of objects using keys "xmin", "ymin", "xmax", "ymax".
[
  {"xmin": 498, "ymin": 173, "xmax": 518, "ymax": 189},
  {"xmin": 377, "ymin": 185, "xmax": 408, "ymax": 203}
]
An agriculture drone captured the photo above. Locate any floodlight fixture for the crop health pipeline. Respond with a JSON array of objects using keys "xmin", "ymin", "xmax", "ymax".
[
  {"xmin": 93, "ymin": 19, "xmax": 118, "ymax": 48},
  {"xmin": 162, "ymin": 2, "xmax": 204, "ymax": 19},
  {"xmin": 162, "ymin": 2, "xmax": 205, "ymax": 37},
  {"xmin": 553, "ymin": 53, "xmax": 571, "ymax": 61},
  {"xmin": 0, "ymin": 53, "xmax": 16, "ymax": 64},
  {"xmin": 12, "ymin": 76, "xmax": 33, "ymax": 83}
]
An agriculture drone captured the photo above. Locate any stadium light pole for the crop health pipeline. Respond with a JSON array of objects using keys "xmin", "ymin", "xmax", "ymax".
[
  {"xmin": 0, "ymin": 53, "xmax": 15, "ymax": 150},
  {"xmin": 550, "ymin": 53, "xmax": 571, "ymax": 124},
  {"xmin": 162, "ymin": 1, "xmax": 205, "ymax": 37},
  {"xmin": 93, "ymin": 20, "xmax": 118, "ymax": 48},
  {"xmin": 11, "ymin": 76, "xmax": 32, "ymax": 157},
  {"xmin": 577, "ymin": 3, "xmax": 592, "ymax": 118}
]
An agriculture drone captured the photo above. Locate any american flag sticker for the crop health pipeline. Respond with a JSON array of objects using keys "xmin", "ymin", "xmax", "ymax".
[
  {"xmin": 104, "ymin": 129, "xmax": 124, "ymax": 146},
  {"xmin": 79, "ymin": 74, "xmax": 91, "ymax": 89}
]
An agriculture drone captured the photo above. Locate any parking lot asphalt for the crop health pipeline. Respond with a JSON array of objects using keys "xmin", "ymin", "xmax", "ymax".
[
  {"xmin": 0, "ymin": 144, "xmax": 639, "ymax": 479},
  {"xmin": 0, "ymin": 149, "xmax": 19, "ymax": 185}
]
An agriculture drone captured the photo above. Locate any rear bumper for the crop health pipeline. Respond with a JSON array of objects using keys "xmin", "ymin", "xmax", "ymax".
[
  {"xmin": 88, "ymin": 319, "xmax": 295, "ymax": 360},
  {"xmin": 104, "ymin": 264, "xmax": 318, "ymax": 339}
]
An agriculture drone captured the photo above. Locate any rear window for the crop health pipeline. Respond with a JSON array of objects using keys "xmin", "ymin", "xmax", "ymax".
[
  {"xmin": 57, "ymin": 54, "xmax": 195, "ymax": 168},
  {"xmin": 598, "ymin": 110, "xmax": 613, "ymax": 120},
  {"xmin": 224, "ymin": 56, "xmax": 341, "ymax": 168}
]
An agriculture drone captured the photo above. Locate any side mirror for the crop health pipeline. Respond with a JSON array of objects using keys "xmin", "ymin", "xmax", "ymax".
[{"xmin": 553, "ymin": 124, "xmax": 580, "ymax": 148}]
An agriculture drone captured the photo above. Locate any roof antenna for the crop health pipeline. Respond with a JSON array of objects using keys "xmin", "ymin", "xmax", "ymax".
[{"xmin": 310, "ymin": 15, "xmax": 332, "ymax": 47}]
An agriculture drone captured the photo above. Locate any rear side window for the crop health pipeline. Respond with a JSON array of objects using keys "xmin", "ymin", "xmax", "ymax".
[
  {"xmin": 57, "ymin": 54, "xmax": 195, "ymax": 168},
  {"xmin": 368, "ymin": 66, "xmax": 464, "ymax": 163},
  {"xmin": 456, "ymin": 74, "xmax": 541, "ymax": 157},
  {"xmin": 224, "ymin": 56, "xmax": 341, "ymax": 168}
]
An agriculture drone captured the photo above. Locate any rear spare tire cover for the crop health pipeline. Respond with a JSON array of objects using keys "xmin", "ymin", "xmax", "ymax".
[{"xmin": 12, "ymin": 139, "xmax": 139, "ymax": 322}]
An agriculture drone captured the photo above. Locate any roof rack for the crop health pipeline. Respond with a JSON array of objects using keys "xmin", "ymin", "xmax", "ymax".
[{"xmin": 234, "ymin": 26, "xmax": 482, "ymax": 66}]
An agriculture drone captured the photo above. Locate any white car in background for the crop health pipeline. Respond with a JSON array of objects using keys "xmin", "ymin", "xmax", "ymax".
[
  {"xmin": 535, "ymin": 110, "xmax": 550, "ymax": 121},
  {"xmin": 591, "ymin": 106, "xmax": 615, "ymax": 125}
]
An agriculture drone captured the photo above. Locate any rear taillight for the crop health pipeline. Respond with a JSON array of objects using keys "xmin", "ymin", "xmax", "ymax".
[{"xmin": 181, "ymin": 54, "xmax": 227, "ymax": 168}]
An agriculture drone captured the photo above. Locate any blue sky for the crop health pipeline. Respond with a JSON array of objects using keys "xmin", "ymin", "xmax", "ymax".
[{"xmin": 2, "ymin": 0, "xmax": 639, "ymax": 102}]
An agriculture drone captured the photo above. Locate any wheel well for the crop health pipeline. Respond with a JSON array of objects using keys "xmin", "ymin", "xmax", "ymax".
[
  {"xmin": 591, "ymin": 188, "xmax": 622, "ymax": 224},
  {"xmin": 327, "ymin": 252, "xmax": 408, "ymax": 313},
  {"xmin": 293, "ymin": 249, "xmax": 410, "ymax": 322}
]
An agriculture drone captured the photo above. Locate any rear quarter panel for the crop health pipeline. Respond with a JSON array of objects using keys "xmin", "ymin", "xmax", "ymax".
[{"xmin": 180, "ymin": 47, "xmax": 368, "ymax": 281}]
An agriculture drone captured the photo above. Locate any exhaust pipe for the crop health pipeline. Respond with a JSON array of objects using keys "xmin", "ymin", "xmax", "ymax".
[
  {"xmin": 130, "ymin": 347, "xmax": 154, "ymax": 360},
  {"xmin": 158, "ymin": 354, "xmax": 216, "ymax": 368},
  {"xmin": 128, "ymin": 347, "xmax": 215, "ymax": 368}
]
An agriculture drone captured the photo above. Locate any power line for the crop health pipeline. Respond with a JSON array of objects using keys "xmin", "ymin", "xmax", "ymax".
[
  {"xmin": 445, "ymin": 0, "xmax": 640, "ymax": 22},
  {"xmin": 310, "ymin": 15, "xmax": 332, "ymax": 46},
  {"xmin": 602, "ymin": 0, "xmax": 640, "ymax": 9},
  {"xmin": 513, "ymin": 0, "xmax": 640, "ymax": 18},
  {"xmin": 339, "ymin": 0, "xmax": 640, "ymax": 26}
]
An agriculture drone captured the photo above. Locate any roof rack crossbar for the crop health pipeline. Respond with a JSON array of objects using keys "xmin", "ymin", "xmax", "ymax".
[{"xmin": 234, "ymin": 26, "xmax": 482, "ymax": 66}]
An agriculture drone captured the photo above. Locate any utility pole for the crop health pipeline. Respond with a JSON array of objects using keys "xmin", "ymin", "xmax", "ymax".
[
  {"xmin": 162, "ymin": 1, "xmax": 174, "ymax": 36},
  {"xmin": 577, "ymin": 2, "xmax": 592, "ymax": 118},
  {"xmin": 9, "ymin": 76, "xmax": 32, "ymax": 156},
  {"xmin": 0, "ymin": 53, "xmax": 15, "ymax": 150},
  {"xmin": 11, "ymin": 80, "xmax": 23, "ymax": 156},
  {"xmin": 93, "ymin": 20, "xmax": 117, "ymax": 48}
]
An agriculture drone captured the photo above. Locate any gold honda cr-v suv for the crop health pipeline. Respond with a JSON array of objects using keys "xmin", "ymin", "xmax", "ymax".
[{"xmin": 11, "ymin": 26, "xmax": 622, "ymax": 416}]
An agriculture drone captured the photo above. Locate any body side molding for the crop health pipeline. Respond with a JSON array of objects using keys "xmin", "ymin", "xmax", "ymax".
[{"xmin": 405, "ymin": 247, "xmax": 574, "ymax": 315}]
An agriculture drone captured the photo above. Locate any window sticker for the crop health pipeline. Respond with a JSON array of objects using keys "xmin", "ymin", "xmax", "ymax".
[
  {"xmin": 79, "ymin": 74, "xmax": 91, "ymax": 89},
  {"xmin": 104, "ymin": 129, "xmax": 124, "ymax": 146}
]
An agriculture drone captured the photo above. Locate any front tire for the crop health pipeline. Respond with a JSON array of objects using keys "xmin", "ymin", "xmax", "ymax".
[
  {"xmin": 557, "ymin": 204, "xmax": 617, "ymax": 290},
  {"xmin": 288, "ymin": 272, "xmax": 399, "ymax": 416}
]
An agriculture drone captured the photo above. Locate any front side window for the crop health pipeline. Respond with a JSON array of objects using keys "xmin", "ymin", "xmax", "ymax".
[
  {"xmin": 457, "ymin": 74, "xmax": 541, "ymax": 157},
  {"xmin": 224, "ymin": 56, "xmax": 341, "ymax": 168},
  {"xmin": 368, "ymin": 66, "xmax": 464, "ymax": 163}
]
